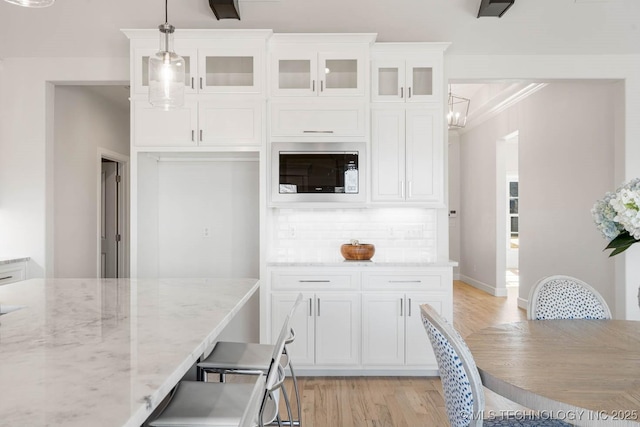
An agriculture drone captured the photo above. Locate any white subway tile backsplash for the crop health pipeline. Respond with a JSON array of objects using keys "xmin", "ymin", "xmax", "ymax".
[{"xmin": 269, "ymin": 208, "xmax": 438, "ymax": 262}]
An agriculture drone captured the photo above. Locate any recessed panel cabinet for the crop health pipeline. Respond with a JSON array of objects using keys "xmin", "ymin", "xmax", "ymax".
[
  {"xmin": 271, "ymin": 292, "xmax": 360, "ymax": 366},
  {"xmin": 371, "ymin": 107, "xmax": 443, "ymax": 205},
  {"xmin": 372, "ymin": 60, "xmax": 439, "ymax": 103},
  {"xmin": 133, "ymin": 100, "xmax": 263, "ymax": 148}
]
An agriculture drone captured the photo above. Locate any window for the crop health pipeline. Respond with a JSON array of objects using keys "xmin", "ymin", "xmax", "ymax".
[{"xmin": 509, "ymin": 181, "xmax": 519, "ymax": 249}]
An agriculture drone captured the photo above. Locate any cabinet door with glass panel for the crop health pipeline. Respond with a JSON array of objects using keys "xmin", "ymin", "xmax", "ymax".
[
  {"xmin": 372, "ymin": 60, "xmax": 439, "ymax": 103},
  {"xmin": 132, "ymin": 47, "xmax": 263, "ymax": 95},
  {"xmin": 272, "ymin": 50, "xmax": 365, "ymax": 97}
]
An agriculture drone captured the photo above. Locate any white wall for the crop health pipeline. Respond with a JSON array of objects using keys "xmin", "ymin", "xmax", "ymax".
[
  {"xmin": 447, "ymin": 132, "xmax": 461, "ymax": 278},
  {"xmin": 0, "ymin": 58, "xmax": 128, "ymax": 277},
  {"xmin": 458, "ymin": 82, "xmax": 616, "ymax": 309},
  {"xmin": 135, "ymin": 156, "xmax": 260, "ymax": 279},
  {"xmin": 53, "ymin": 86, "xmax": 129, "ymax": 277},
  {"xmin": 156, "ymin": 160, "xmax": 260, "ymax": 279}
]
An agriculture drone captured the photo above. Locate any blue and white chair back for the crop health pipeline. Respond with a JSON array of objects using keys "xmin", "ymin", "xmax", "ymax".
[
  {"xmin": 421, "ymin": 304, "xmax": 485, "ymax": 427},
  {"xmin": 527, "ymin": 275, "xmax": 611, "ymax": 320}
]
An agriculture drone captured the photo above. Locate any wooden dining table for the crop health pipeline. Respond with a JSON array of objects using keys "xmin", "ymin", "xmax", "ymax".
[{"xmin": 466, "ymin": 320, "xmax": 640, "ymax": 427}]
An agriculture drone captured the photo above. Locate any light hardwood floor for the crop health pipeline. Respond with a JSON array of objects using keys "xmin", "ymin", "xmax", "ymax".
[{"xmin": 282, "ymin": 281, "xmax": 528, "ymax": 426}]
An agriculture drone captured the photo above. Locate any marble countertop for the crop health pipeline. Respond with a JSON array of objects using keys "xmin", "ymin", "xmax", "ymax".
[
  {"xmin": 267, "ymin": 260, "xmax": 458, "ymax": 267},
  {"xmin": 0, "ymin": 256, "xmax": 30, "ymax": 265},
  {"xmin": 0, "ymin": 277, "xmax": 260, "ymax": 427}
]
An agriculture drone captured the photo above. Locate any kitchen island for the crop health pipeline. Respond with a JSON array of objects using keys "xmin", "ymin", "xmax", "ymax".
[{"xmin": 0, "ymin": 277, "xmax": 259, "ymax": 427}]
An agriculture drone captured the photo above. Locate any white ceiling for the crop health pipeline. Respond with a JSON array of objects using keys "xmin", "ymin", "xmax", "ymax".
[{"xmin": 0, "ymin": 0, "xmax": 639, "ymax": 58}]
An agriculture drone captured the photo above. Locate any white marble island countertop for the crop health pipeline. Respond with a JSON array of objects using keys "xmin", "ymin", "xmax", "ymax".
[{"xmin": 0, "ymin": 277, "xmax": 259, "ymax": 427}]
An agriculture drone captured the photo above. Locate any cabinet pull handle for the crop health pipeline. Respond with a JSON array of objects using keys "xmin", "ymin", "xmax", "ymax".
[
  {"xmin": 320, "ymin": 80, "xmax": 324, "ymax": 92},
  {"xmin": 317, "ymin": 298, "xmax": 321, "ymax": 317},
  {"xmin": 312, "ymin": 80, "xmax": 315, "ymax": 92},
  {"xmin": 400, "ymin": 298, "xmax": 403, "ymax": 316},
  {"xmin": 199, "ymin": 130, "xmax": 203, "ymax": 142},
  {"xmin": 299, "ymin": 280, "xmax": 330, "ymax": 283},
  {"xmin": 408, "ymin": 181, "xmax": 413, "ymax": 198},
  {"xmin": 191, "ymin": 130, "xmax": 195, "ymax": 142},
  {"xmin": 303, "ymin": 130, "xmax": 334, "ymax": 134},
  {"xmin": 389, "ymin": 280, "xmax": 422, "ymax": 283},
  {"xmin": 408, "ymin": 298, "xmax": 412, "ymax": 317},
  {"xmin": 200, "ymin": 77, "xmax": 203, "ymax": 90},
  {"xmin": 400, "ymin": 181, "xmax": 405, "ymax": 198},
  {"xmin": 309, "ymin": 298, "xmax": 313, "ymax": 316},
  {"xmin": 400, "ymin": 87, "xmax": 404, "ymax": 98},
  {"xmin": 408, "ymin": 87, "xmax": 412, "ymax": 98},
  {"xmin": 191, "ymin": 77, "xmax": 194, "ymax": 90},
  {"xmin": 0, "ymin": 276, "xmax": 13, "ymax": 280}
]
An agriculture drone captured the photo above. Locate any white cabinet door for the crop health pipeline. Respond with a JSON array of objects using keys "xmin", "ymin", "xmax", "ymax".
[
  {"xmin": 198, "ymin": 101, "xmax": 263, "ymax": 147},
  {"xmin": 271, "ymin": 52, "xmax": 317, "ymax": 97},
  {"xmin": 405, "ymin": 293, "xmax": 443, "ymax": 366},
  {"xmin": 271, "ymin": 102, "xmax": 366, "ymax": 137},
  {"xmin": 371, "ymin": 108, "xmax": 405, "ymax": 201},
  {"xmin": 133, "ymin": 101, "xmax": 198, "ymax": 147},
  {"xmin": 272, "ymin": 292, "xmax": 315, "ymax": 366},
  {"xmin": 362, "ymin": 293, "xmax": 404, "ymax": 366},
  {"xmin": 372, "ymin": 60, "xmax": 439, "ymax": 103},
  {"xmin": 197, "ymin": 47, "xmax": 263, "ymax": 94},
  {"xmin": 405, "ymin": 108, "xmax": 443, "ymax": 203},
  {"xmin": 371, "ymin": 107, "xmax": 443, "ymax": 205},
  {"xmin": 318, "ymin": 51, "xmax": 365, "ymax": 97},
  {"xmin": 132, "ymin": 47, "xmax": 198, "ymax": 95},
  {"xmin": 315, "ymin": 293, "xmax": 360, "ymax": 366},
  {"xmin": 371, "ymin": 60, "xmax": 405, "ymax": 102}
]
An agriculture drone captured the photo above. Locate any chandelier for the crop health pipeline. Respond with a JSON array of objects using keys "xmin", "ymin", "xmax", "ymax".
[{"xmin": 447, "ymin": 86, "xmax": 471, "ymax": 130}]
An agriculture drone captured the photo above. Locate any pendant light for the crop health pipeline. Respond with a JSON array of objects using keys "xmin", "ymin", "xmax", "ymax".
[
  {"xmin": 447, "ymin": 85, "xmax": 471, "ymax": 130},
  {"xmin": 4, "ymin": 0, "xmax": 55, "ymax": 7},
  {"xmin": 148, "ymin": 0, "xmax": 185, "ymax": 110}
]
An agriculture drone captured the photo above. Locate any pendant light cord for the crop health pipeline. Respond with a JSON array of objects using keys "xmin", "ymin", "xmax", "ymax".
[{"xmin": 165, "ymin": 0, "xmax": 168, "ymax": 24}]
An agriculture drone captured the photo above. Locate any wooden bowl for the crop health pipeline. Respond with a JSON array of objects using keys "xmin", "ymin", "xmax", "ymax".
[{"xmin": 340, "ymin": 243, "xmax": 375, "ymax": 261}]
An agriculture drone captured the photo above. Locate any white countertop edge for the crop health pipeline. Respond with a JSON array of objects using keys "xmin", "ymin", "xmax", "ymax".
[
  {"xmin": 266, "ymin": 260, "xmax": 458, "ymax": 268},
  {"xmin": 0, "ymin": 256, "xmax": 30, "ymax": 265},
  {"xmin": 123, "ymin": 279, "xmax": 261, "ymax": 427}
]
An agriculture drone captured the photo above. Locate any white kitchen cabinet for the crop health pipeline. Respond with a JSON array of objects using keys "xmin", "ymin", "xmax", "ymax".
[
  {"xmin": 129, "ymin": 35, "xmax": 267, "ymax": 95},
  {"xmin": 269, "ymin": 34, "xmax": 375, "ymax": 98},
  {"xmin": 361, "ymin": 292, "xmax": 443, "ymax": 367},
  {"xmin": 270, "ymin": 101, "xmax": 366, "ymax": 138},
  {"xmin": 371, "ymin": 107, "xmax": 443, "ymax": 204},
  {"xmin": 133, "ymin": 100, "xmax": 263, "ymax": 148},
  {"xmin": 271, "ymin": 292, "xmax": 360, "ymax": 366},
  {"xmin": 0, "ymin": 262, "xmax": 27, "ymax": 286},
  {"xmin": 372, "ymin": 60, "xmax": 439, "ymax": 103},
  {"xmin": 271, "ymin": 50, "xmax": 366, "ymax": 97},
  {"xmin": 371, "ymin": 43, "xmax": 448, "ymax": 103}
]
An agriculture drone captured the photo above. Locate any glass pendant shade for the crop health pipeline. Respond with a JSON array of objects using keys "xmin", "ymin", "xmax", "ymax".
[
  {"xmin": 148, "ymin": 24, "xmax": 185, "ymax": 110},
  {"xmin": 4, "ymin": 0, "xmax": 55, "ymax": 7}
]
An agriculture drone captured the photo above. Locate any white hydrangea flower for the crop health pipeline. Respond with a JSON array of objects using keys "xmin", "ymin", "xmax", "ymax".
[{"xmin": 610, "ymin": 187, "xmax": 640, "ymax": 239}]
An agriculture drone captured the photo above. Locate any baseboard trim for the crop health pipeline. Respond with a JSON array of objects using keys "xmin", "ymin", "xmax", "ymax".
[
  {"xmin": 517, "ymin": 297, "xmax": 528, "ymax": 311},
  {"xmin": 459, "ymin": 275, "xmax": 508, "ymax": 297},
  {"xmin": 294, "ymin": 368, "xmax": 439, "ymax": 377},
  {"xmin": 453, "ymin": 273, "xmax": 460, "ymax": 281}
]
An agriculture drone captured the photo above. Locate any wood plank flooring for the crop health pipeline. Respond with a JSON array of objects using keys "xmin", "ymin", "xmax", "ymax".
[{"xmin": 280, "ymin": 281, "xmax": 528, "ymax": 426}]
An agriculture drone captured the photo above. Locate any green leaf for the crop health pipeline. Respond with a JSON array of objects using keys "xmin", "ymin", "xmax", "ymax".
[{"xmin": 605, "ymin": 230, "xmax": 640, "ymax": 257}]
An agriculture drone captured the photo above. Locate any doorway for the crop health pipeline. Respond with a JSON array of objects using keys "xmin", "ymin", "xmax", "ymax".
[{"xmin": 99, "ymin": 153, "xmax": 128, "ymax": 278}]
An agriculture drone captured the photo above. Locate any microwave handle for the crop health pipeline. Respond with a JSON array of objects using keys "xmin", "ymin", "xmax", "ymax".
[{"xmin": 303, "ymin": 130, "xmax": 335, "ymax": 133}]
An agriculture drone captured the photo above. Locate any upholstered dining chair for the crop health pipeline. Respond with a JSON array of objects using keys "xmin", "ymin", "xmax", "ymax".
[
  {"xmin": 527, "ymin": 275, "xmax": 611, "ymax": 320},
  {"xmin": 420, "ymin": 304, "xmax": 573, "ymax": 427},
  {"xmin": 149, "ymin": 313, "xmax": 292, "ymax": 427},
  {"xmin": 198, "ymin": 293, "xmax": 304, "ymax": 427}
]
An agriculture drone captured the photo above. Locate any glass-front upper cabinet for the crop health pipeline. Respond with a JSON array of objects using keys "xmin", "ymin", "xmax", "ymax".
[
  {"xmin": 272, "ymin": 51, "xmax": 365, "ymax": 97},
  {"xmin": 132, "ymin": 47, "xmax": 263, "ymax": 95},
  {"xmin": 372, "ymin": 60, "xmax": 438, "ymax": 103}
]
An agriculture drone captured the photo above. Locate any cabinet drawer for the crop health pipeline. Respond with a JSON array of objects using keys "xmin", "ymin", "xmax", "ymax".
[
  {"xmin": 0, "ymin": 264, "xmax": 26, "ymax": 286},
  {"xmin": 271, "ymin": 271, "xmax": 360, "ymax": 290},
  {"xmin": 362, "ymin": 271, "xmax": 444, "ymax": 291},
  {"xmin": 271, "ymin": 102, "xmax": 366, "ymax": 137}
]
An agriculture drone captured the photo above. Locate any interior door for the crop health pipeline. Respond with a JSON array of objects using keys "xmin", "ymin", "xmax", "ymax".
[{"xmin": 101, "ymin": 160, "xmax": 119, "ymax": 278}]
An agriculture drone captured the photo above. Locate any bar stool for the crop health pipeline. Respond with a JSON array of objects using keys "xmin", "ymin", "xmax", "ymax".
[
  {"xmin": 148, "ymin": 313, "xmax": 292, "ymax": 427},
  {"xmin": 197, "ymin": 293, "xmax": 304, "ymax": 427}
]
